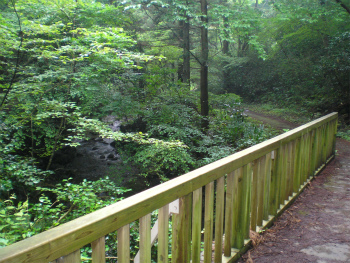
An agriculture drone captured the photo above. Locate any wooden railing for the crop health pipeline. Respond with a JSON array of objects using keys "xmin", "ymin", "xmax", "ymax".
[{"xmin": 0, "ymin": 113, "xmax": 338, "ymax": 263}]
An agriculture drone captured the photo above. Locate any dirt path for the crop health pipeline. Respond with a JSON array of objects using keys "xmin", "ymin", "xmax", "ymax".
[
  {"xmin": 244, "ymin": 109, "xmax": 299, "ymax": 131},
  {"xmin": 238, "ymin": 112, "xmax": 350, "ymax": 262}
]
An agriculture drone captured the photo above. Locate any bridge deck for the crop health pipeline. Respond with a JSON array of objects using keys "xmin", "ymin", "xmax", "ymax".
[{"xmin": 238, "ymin": 138, "xmax": 350, "ymax": 262}]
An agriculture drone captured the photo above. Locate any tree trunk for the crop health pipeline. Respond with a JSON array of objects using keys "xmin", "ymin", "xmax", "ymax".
[
  {"xmin": 178, "ymin": 7, "xmax": 191, "ymax": 87},
  {"xmin": 200, "ymin": 0, "xmax": 209, "ymax": 131},
  {"xmin": 222, "ymin": 0, "xmax": 230, "ymax": 92},
  {"xmin": 183, "ymin": 13, "xmax": 191, "ymax": 86}
]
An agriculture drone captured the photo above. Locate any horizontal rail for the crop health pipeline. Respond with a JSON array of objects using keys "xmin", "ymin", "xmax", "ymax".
[{"xmin": 0, "ymin": 112, "xmax": 338, "ymax": 263}]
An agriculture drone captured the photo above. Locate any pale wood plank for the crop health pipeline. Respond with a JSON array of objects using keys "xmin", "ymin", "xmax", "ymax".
[
  {"xmin": 275, "ymin": 146, "xmax": 284, "ymax": 208},
  {"xmin": 191, "ymin": 188, "xmax": 203, "ymax": 263},
  {"xmin": 171, "ymin": 213, "xmax": 179, "ymax": 263},
  {"xmin": 269, "ymin": 150, "xmax": 278, "ymax": 216},
  {"xmin": 204, "ymin": 181, "xmax": 214, "ymax": 262},
  {"xmin": 224, "ymin": 171, "xmax": 234, "ymax": 257},
  {"xmin": 214, "ymin": 176, "xmax": 225, "ymax": 263},
  {"xmin": 280, "ymin": 143, "xmax": 288, "ymax": 204},
  {"xmin": 55, "ymin": 250, "xmax": 80, "ymax": 263},
  {"xmin": 232, "ymin": 168, "xmax": 243, "ymax": 248},
  {"xmin": 293, "ymin": 138, "xmax": 301, "ymax": 193},
  {"xmin": 257, "ymin": 155, "xmax": 266, "ymax": 226},
  {"xmin": 263, "ymin": 152, "xmax": 272, "ymax": 220},
  {"xmin": 0, "ymin": 113, "xmax": 338, "ymax": 263},
  {"xmin": 174, "ymin": 194, "xmax": 192, "ymax": 262},
  {"xmin": 91, "ymin": 236, "xmax": 105, "ymax": 263},
  {"xmin": 250, "ymin": 159, "xmax": 259, "ymax": 231},
  {"xmin": 306, "ymin": 131, "xmax": 313, "ymax": 180},
  {"xmin": 287, "ymin": 141, "xmax": 293, "ymax": 198},
  {"xmin": 117, "ymin": 225, "xmax": 130, "ymax": 263},
  {"xmin": 158, "ymin": 205, "xmax": 169, "ymax": 263},
  {"xmin": 332, "ymin": 119, "xmax": 337, "ymax": 155},
  {"xmin": 139, "ymin": 214, "xmax": 151, "ymax": 263},
  {"xmin": 321, "ymin": 124, "xmax": 328, "ymax": 164},
  {"xmin": 242, "ymin": 163, "xmax": 252, "ymax": 239},
  {"xmin": 311, "ymin": 128, "xmax": 319, "ymax": 172},
  {"xmin": 301, "ymin": 133, "xmax": 308, "ymax": 184}
]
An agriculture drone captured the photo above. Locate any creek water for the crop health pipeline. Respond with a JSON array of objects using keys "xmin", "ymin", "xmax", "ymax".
[{"xmin": 51, "ymin": 117, "xmax": 122, "ymax": 183}]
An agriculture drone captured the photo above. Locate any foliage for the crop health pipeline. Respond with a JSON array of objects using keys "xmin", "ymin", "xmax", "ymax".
[
  {"xmin": 0, "ymin": 177, "xmax": 129, "ymax": 247},
  {"xmin": 2, "ymin": 0, "xmax": 345, "ymax": 252}
]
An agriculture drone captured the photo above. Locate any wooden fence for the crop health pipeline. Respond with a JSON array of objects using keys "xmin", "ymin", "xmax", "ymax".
[{"xmin": 0, "ymin": 113, "xmax": 338, "ymax": 263}]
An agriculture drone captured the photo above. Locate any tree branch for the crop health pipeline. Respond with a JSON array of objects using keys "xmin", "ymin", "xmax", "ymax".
[{"xmin": 335, "ymin": 0, "xmax": 350, "ymax": 15}]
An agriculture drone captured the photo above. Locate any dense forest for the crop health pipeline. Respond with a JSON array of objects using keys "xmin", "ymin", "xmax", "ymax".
[{"xmin": 0, "ymin": 0, "xmax": 349, "ymax": 254}]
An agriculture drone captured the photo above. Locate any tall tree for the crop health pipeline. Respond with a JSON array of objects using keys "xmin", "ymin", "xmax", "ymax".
[{"xmin": 200, "ymin": 0, "xmax": 209, "ymax": 130}]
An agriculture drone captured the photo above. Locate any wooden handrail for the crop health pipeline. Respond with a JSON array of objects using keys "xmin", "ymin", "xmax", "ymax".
[{"xmin": 0, "ymin": 112, "xmax": 338, "ymax": 263}]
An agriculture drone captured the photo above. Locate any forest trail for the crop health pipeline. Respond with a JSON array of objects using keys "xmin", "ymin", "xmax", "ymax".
[
  {"xmin": 244, "ymin": 109, "xmax": 299, "ymax": 131},
  {"xmin": 238, "ymin": 110, "xmax": 350, "ymax": 262}
]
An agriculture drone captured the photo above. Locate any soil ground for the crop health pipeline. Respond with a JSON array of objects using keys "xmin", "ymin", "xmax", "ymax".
[
  {"xmin": 244, "ymin": 109, "xmax": 299, "ymax": 131},
  {"xmin": 238, "ymin": 111, "xmax": 350, "ymax": 263}
]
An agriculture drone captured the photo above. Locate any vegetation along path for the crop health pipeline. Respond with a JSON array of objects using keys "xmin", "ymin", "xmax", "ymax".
[{"xmin": 239, "ymin": 113, "xmax": 350, "ymax": 262}]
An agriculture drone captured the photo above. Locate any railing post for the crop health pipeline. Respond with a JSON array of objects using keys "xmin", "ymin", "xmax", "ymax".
[
  {"xmin": 224, "ymin": 171, "xmax": 234, "ymax": 257},
  {"xmin": 257, "ymin": 155, "xmax": 266, "ymax": 226},
  {"xmin": 269, "ymin": 150, "xmax": 278, "ymax": 216},
  {"xmin": 263, "ymin": 152, "xmax": 272, "ymax": 220},
  {"xmin": 117, "ymin": 225, "xmax": 130, "ymax": 263},
  {"xmin": 172, "ymin": 193, "xmax": 192, "ymax": 262},
  {"xmin": 139, "ymin": 214, "xmax": 151, "ymax": 263},
  {"xmin": 191, "ymin": 188, "xmax": 203, "ymax": 263},
  {"xmin": 214, "ymin": 176, "xmax": 225, "ymax": 263},
  {"xmin": 158, "ymin": 204, "xmax": 169, "ymax": 263},
  {"xmin": 250, "ymin": 159, "xmax": 259, "ymax": 232},
  {"xmin": 293, "ymin": 138, "xmax": 301, "ymax": 193},
  {"xmin": 204, "ymin": 182, "xmax": 214, "ymax": 262},
  {"xmin": 92, "ymin": 236, "xmax": 105, "ymax": 263}
]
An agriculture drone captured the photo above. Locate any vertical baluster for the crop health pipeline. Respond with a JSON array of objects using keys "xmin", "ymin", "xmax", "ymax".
[
  {"xmin": 275, "ymin": 145, "xmax": 284, "ymax": 208},
  {"xmin": 158, "ymin": 204, "xmax": 169, "ymax": 263},
  {"xmin": 269, "ymin": 150, "xmax": 278, "ymax": 216},
  {"xmin": 92, "ymin": 236, "xmax": 105, "ymax": 263},
  {"xmin": 243, "ymin": 163, "xmax": 252, "ymax": 239},
  {"xmin": 319, "ymin": 126, "xmax": 324, "ymax": 166},
  {"xmin": 301, "ymin": 133, "xmax": 308, "ymax": 183},
  {"xmin": 306, "ymin": 131, "xmax": 313, "ymax": 179},
  {"xmin": 322, "ymin": 123, "xmax": 329, "ymax": 163},
  {"xmin": 232, "ymin": 168, "xmax": 243, "ymax": 248},
  {"xmin": 294, "ymin": 137, "xmax": 301, "ymax": 192},
  {"xmin": 332, "ymin": 119, "xmax": 337, "ymax": 156},
  {"xmin": 287, "ymin": 141, "xmax": 294, "ymax": 197},
  {"xmin": 192, "ymin": 188, "xmax": 203, "ymax": 263},
  {"xmin": 311, "ymin": 128, "xmax": 319, "ymax": 173},
  {"xmin": 140, "ymin": 214, "xmax": 151, "ymax": 263},
  {"xmin": 263, "ymin": 152, "xmax": 272, "ymax": 220},
  {"xmin": 281, "ymin": 143, "xmax": 288, "ymax": 203},
  {"xmin": 250, "ymin": 159, "xmax": 259, "ymax": 231},
  {"xmin": 118, "ymin": 225, "xmax": 130, "ymax": 263},
  {"xmin": 55, "ymin": 250, "xmax": 80, "ymax": 263},
  {"xmin": 257, "ymin": 155, "xmax": 266, "ymax": 226},
  {"xmin": 204, "ymin": 182, "xmax": 214, "ymax": 262},
  {"xmin": 172, "ymin": 194, "xmax": 192, "ymax": 262},
  {"xmin": 326, "ymin": 122, "xmax": 332, "ymax": 158},
  {"xmin": 214, "ymin": 176, "xmax": 225, "ymax": 263},
  {"xmin": 224, "ymin": 171, "xmax": 234, "ymax": 256}
]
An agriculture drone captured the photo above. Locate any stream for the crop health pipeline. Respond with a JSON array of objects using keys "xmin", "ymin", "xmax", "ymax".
[{"xmin": 51, "ymin": 117, "xmax": 123, "ymax": 183}]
